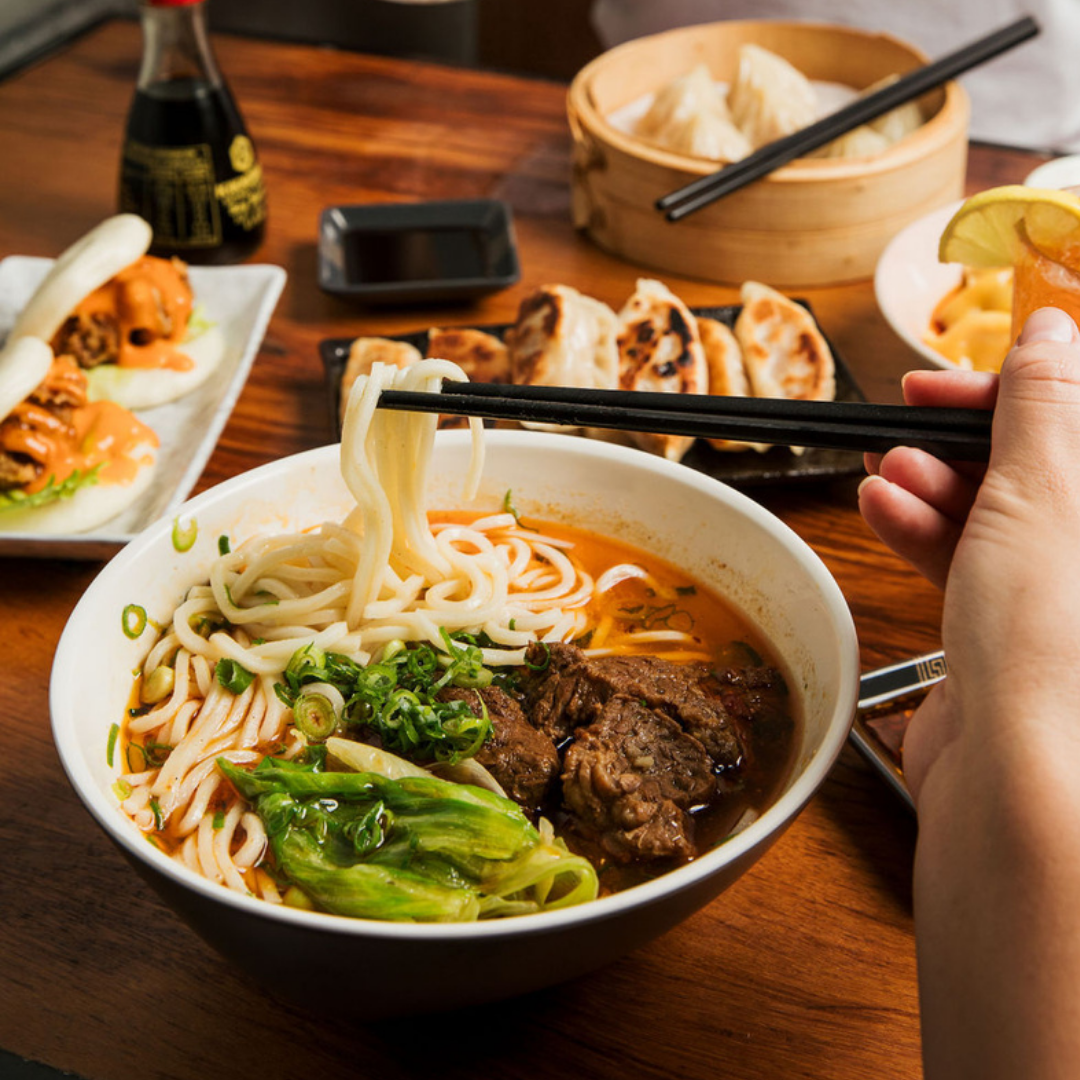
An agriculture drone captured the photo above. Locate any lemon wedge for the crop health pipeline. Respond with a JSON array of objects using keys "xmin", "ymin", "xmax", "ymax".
[{"xmin": 938, "ymin": 185, "xmax": 1080, "ymax": 268}]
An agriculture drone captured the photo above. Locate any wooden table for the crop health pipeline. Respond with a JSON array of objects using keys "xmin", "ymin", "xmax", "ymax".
[{"xmin": 0, "ymin": 22, "xmax": 1049, "ymax": 1080}]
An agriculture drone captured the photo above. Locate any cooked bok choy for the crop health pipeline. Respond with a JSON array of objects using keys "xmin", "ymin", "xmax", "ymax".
[{"xmin": 217, "ymin": 755, "xmax": 598, "ymax": 922}]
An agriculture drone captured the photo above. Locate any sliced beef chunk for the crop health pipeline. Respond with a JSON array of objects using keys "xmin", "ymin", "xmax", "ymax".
[
  {"xmin": 52, "ymin": 312, "xmax": 121, "ymax": 369},
  {"xmin": 0, "ymin": 450, "xmax": 37, "ymax": 491},
  {"xmin": 562, "ymin": 695, "xmax": 715, "ymax": 864},
  {"xmin": 521, "ymin": 642, "xmax": 604, "ymax": 744},
  {"xmin": 521, "ymin": 642, "xmax": 746, "ymax": 771},
  {"xmin": 710, "ymin": 665, "xmax": 793, "ymax": 746},
  {"xmin": 437, "ymin": 685, "xmax": 560, "ymax": 815}
]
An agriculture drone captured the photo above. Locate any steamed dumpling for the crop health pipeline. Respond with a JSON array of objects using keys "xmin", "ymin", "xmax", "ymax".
[
  {"xmin": 813, "ymin": 75, "xmax": 924, "ymax": 159},
  {"xmin": 616, "ymin": 278, "xmax": 708, "ymax": 462},
  {"xmin": 663, "ymin": 110, "xmax": 752, "ymax": 162},
  {"xmin": 727, "ymin": 44, "xmax": 818, "ymax": 150},
  {"xmin": 636, "ymin": 63, "xmax": 751, "ymax": 162},
  {"xmin": 505, "ymin": 284, "xmax": 619, "ymax": 432}
]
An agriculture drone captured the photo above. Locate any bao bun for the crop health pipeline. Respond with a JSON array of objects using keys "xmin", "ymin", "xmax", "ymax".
[
  {"xmin": 0, "ymin": 336, "xmax": 52, "ymax": 422},
  {"xmin": 0, "ymin": 335, "xmax": 158, "ymax": 536},
  {"xmin": 9, "ymin": 214, "xmax": 226, "ymax": 410}
]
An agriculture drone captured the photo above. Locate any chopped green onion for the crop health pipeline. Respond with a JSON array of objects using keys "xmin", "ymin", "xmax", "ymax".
[
  {"xmin": 217, "ymin": 659, "xmax": 255, "ymax": 695},
  {"xmin": 111, "ymin": 778, "xmax": 133, "ymax": 801},
  {"xmin": 172, "ymin": 516, "xmax": 198, "ymax": 552},
  {"xmin": 121, "ymin": 604, "xmax": 147, "ymax": 639},
  {"xmin": 141, "ymin": 665, "xmax": 175, "ymax": 704},
  {"xmin": 293, "ymin": 684, "xmax": 343, "ymax": 742},
  {"xmin": 150, "ymin": 797, "xmax": 164, "ymax": 831},
  {"xmin": 106, "ymin": 722, "xmax": 120, "ymax": 767},
  {"xmin": 213, "ymin": 810, "xmax": 226, "ymax": 830},
  {"xmin": 217, "ymin": 534, "xmax": 231, "ymax": 555},
  {"xmin": 502, "ymin": 489, "xmax": 521, "ymax": 524}
]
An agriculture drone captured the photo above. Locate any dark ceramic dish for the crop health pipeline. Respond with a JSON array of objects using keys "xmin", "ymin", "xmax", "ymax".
[{"xmin": 317, "ymin": 199, "xmax": 520, "ymax": 304}]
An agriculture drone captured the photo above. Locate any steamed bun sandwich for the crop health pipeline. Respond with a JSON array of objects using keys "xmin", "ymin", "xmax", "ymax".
[
  {"xmin": 0, "ymin": 335, "xmax": 158, "ymax": 534},
  {"xmin": 9, "ymin": 214, "xmax": 225, "ymax": 410}
]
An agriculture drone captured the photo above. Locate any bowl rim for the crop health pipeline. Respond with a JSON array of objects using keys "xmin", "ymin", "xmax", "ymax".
[
  {"xmin": 873, "ymin": 199, "xmax": 965, "ymax": 369},
  {"xmin": 51, "ymin": 430, "xmax": 860, "ymax": 941},
  {"xmin": 568, "ymin": 18, "xmax": 971, "ymax": 184}
]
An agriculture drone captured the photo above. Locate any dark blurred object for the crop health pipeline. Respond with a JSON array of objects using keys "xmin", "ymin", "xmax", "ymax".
[
  {"xmin": 318, "ymin": 199, "xmax": 520, "ymax": 303},
  {"xmin": 0, "ymin": 0, "xmax": 123, "ymax": 81},
  {"xmin": 209, "ymin": 0, "xmax": 479, "ymax": 65},
  {"xmin": 477, "ymin": 0, "xmax": 601, "ymax": 80},
  {"xmin": 118, "ymin": 0, "xmax": 268, "ymax": 264}
]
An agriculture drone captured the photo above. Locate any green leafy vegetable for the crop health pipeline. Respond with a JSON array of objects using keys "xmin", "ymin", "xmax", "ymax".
[
  {"xmin": 0, "ymin": 465, "xmax": 103, "ymax": 514},
  {"xmin": 217, "ymin": 755, "xmax": 597, "ymax": 922},
  {"xmin": 217, "ymin": 658, "xmax": 255, "ymax": 695}
]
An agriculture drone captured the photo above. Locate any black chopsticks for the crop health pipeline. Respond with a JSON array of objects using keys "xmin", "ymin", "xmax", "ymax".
[
  {"xmin": 656, "ymin": 15, "xmax": 1040, "ymax": 221},
  {"xmin": 377, "ymin": 381, "xmax": 993, "ymax": 461}
]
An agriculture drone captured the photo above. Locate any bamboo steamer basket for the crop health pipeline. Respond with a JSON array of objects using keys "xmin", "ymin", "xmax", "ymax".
[{"xmin": 568, "ymin": 20, "xmax": 970, "ymax": 287}]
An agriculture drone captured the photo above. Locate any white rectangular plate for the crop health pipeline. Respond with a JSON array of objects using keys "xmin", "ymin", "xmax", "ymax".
[{"xmin": 0, "ymin": 257, "xmax": 286, "ymax": 559}]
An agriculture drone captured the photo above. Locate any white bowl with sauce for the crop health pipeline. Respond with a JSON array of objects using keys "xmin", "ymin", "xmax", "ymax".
[
  {"xmin": 874, "ymin": 200, "xmax": 967, "ymax": 370},
  {"xmin": 50, "ymin": 430, "xmax": 859, "ymax": 1018}
]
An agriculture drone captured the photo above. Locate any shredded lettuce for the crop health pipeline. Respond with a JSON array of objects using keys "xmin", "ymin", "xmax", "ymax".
[
  {"xmin": 184, "ymin": 303, "xmax": 215, "ymax": 342},
  {"xmin": 217, "ymin": 754, "xmax": 598, "ymax": 922},
  {"xmin": 0, "ymin": 465, "xmax": 102, "ymax": 514}
]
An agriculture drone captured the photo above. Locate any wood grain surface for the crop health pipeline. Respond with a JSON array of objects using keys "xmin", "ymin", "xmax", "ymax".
[{"xmin": 0, "ymin": 21, "xmax": 1047, "ymax": 1080}]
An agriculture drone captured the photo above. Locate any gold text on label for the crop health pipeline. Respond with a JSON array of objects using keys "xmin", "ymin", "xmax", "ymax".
[{"xmin": 214, "ymin": 162, "xmax": 267, "ymax": 230}]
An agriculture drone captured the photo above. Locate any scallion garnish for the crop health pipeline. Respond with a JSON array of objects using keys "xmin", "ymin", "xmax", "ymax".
[
  {"xmin": 213, "ymin": 810, "xmax": 225, "ymax": 830},
  {"xmin": 216, "ymin": 658, "xmax": 255, "ymax": 695},
  {"xmin": 150, "ymin": 797, "xmax": 164, "ymax": 831},
  {"xmin": 502, "ymin": 489, "xmax": 521, "ymax": 524},
  {"xmin": 293, "ymin": 686, "xmax": 342, "ymax": 742},
  {"xmin": 106, "ymin": 722, "xmax": 120, "ymax": 767},
  {"xmin": 121, "ymin": 604, "xmax": 147, "ymax": 639},
  {"xmin": 217, "ymin": 534, "xmax": 231, "ymax": 555},
  {"xmin": 172, "ymin": 516, "xmax": 198, "ymax": 552}
]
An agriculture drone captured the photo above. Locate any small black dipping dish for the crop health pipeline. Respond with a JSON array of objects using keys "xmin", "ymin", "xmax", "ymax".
[{"xmin": 317, "ymin": 199, "xmax": 520, "ymax": 304}]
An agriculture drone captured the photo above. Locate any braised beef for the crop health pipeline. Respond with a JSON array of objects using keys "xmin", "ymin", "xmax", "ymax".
[
  {"xmin": 0, "ymin": 451, "xmax": 37, "ymax": 490},
  {"xmin": 522, "ymin": 642, "xmax": 746, "ymax": 771},
  {"xmin": 437, "ymin": 686, "xmax": 560, "ymax": 815},
  {"xmin": 52, "ymin": 312, "xmax": 121, "ymax": 369},
  {"xmin": 562, "ymin": 696, "xmax": 715, "ymax": 864}
]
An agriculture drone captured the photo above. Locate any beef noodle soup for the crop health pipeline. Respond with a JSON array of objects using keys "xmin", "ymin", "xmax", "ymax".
[{"xmin": 113, "ymin": 359, "xmax": 798, "ymax": 921}]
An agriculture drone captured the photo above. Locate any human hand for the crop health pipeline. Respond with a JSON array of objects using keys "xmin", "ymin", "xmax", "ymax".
[{"xmin": 859, "ymin": 306, "xmax": 1080, "ymax": 803}]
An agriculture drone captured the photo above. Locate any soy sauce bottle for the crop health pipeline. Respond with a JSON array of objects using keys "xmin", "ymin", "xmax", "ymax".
[{"xmin": 118, "ymin": 0, "xmax": 267, "ymax": 264}]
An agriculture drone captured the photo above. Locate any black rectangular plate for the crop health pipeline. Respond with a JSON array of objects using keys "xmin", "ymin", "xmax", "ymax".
[
  {"xmin": 318, "ymin": 303, "xmax": 866, "ymax": 487},
  {"xmin": 317, "ymin": 199, "xmax": 521, "ymax": 304}
]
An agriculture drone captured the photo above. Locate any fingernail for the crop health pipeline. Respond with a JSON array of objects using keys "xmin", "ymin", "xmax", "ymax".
[
  {"xmin": 857, "ymin": 474, "xmax": 884, "ymax": 497},
  {"xmin": 1018, "ymin": 307, "xmax": 1079, "ymax": 345}
]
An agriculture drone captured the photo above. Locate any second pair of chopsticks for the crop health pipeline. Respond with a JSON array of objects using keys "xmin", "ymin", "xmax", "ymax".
[
  {"xmin": 657, "ymin": 15, "xmax": 1040, "ymax": 221},
  {"xmin": 377, "ymin": 381, "xmax": 993, "ymax": 461}
]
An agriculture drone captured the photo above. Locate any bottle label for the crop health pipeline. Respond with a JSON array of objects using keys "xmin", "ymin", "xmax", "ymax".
[{"xmin": 120, "ymin": 137, "xmax": 267, "ymax": 248}]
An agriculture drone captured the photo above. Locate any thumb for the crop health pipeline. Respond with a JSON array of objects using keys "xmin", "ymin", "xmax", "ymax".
[{"xmin": 991, "ymin": 307, "xmax": 1080, "ymax": 481}]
